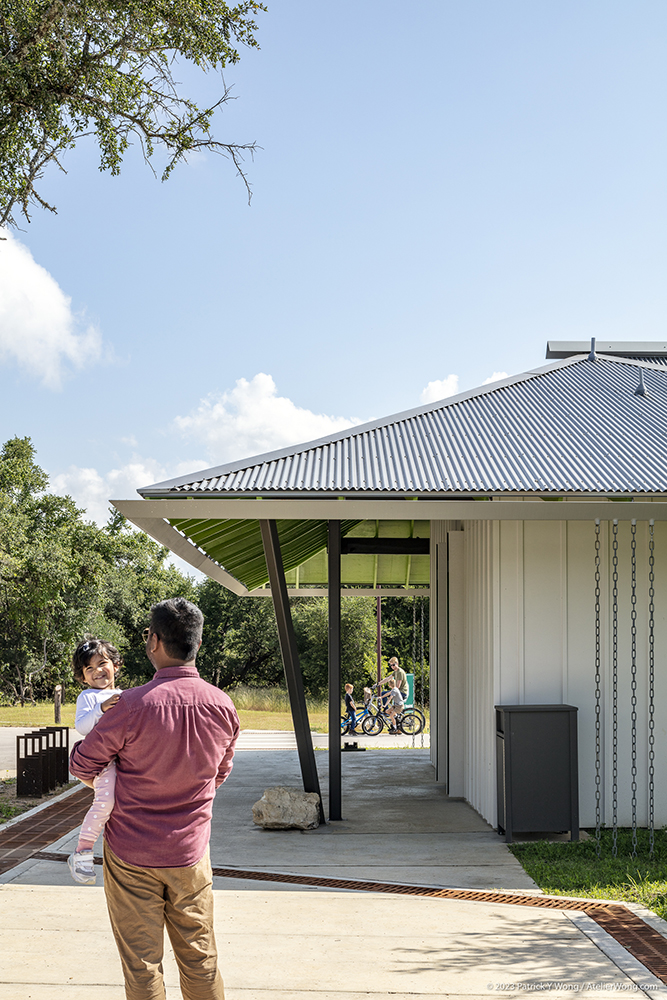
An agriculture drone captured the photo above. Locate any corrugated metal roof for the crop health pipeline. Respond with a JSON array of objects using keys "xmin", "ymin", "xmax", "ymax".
[{"xmin": 141, "ymin": 356, "xmax": 667, "ymax": 498}]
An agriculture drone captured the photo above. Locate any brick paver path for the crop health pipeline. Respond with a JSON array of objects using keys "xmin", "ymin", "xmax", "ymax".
[{"xmin": 0, "ymin": 785, "xmax": 93, "ymax": 875}]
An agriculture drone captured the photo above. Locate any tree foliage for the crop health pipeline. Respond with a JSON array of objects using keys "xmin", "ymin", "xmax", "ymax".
[
  {"xmin": 380, "ymin": 596, "xmax": 428, "ymax": 667},
  {"xmin": 197, "ymin": 577, "xmax": 281, "ymax": 690},
  {"xmin": 0, "ymin": 0, "xmax": 265, "ymax": 226},
  {"xmin": 292, "ymin": 596, "xmax": 378, "ymax": 698},
  {"xmin": 0, "ymin": 436, "xmax": 195, "ymax": 703}
]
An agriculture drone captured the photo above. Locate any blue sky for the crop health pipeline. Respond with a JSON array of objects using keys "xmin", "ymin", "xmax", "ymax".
[{"xmin": 2, "ymin": 0, "xmax": 667, "ymax": 523}]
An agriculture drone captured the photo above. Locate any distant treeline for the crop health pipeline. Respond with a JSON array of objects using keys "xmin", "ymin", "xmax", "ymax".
[{"xmin": 0, "ymin": 437, "xmax": 429, "ymax": 706}]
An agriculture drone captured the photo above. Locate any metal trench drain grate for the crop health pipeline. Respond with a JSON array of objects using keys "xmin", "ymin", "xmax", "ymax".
[{"xmin": 30, "ymin": 851, "xmax": 667, "ymax": 985}]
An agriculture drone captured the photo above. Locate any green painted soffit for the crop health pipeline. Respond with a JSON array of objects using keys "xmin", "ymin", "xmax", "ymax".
[
  {"xmin": 169, "ymin": 518, "xmax": 363, "ymax": 591},
  {"xmin": 169, "ymin": 517, "xmax": 431, "ymax": 592}
]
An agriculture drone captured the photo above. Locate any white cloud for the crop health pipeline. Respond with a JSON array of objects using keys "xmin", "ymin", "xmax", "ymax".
[
  {"xmin": 483, "ymin": 371, "xmax": 509, "ymax": 385},
  {"xmin": 420, "ymin": 374, "xmax": 459, "ymax": 404},
  {"xmin": 51, "ymin": 458, "xmax": 170, "ymax": 526},
  {"xmin": 51, "ymin": 457, "xmax": 204, "ymax": 526},
  {"xmin": 0, "ymin": 229, "xmax": 102, "ymax": 388},
  {"xmin": 174, "ymin": 372, "xmax": 361, "ymax": 464},
  {"xmin": 50, "ymin": 457, "xmax": 208, "ymax": 579}
]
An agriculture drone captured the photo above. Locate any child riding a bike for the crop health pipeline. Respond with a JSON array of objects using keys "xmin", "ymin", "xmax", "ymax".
[{"xmin": 385, "ymin": 678, "xmax": 405, "ymax": 734}]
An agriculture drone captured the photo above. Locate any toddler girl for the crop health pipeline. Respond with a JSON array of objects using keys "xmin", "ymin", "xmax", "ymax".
[{"xmin": 67, "ymin": 638, "xmax": 122, "ymax": 885}]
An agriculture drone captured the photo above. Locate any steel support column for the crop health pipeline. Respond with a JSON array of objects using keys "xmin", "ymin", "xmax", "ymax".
[
  {"xmin": 260, "ymin": 520, "xmax": 323, "ymax": 817},
  {"xmin": 328, "ymin": 520, "xmax": 342, "ymax": 820}
]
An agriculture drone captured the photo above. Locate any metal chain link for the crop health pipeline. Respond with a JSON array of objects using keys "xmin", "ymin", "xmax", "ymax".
[
  {"xmin": 612, "ymin": 519, "xmax": 619, "ymax": 858},
  {"xmin": 648, "ymin": 520, "xmax": 656, "ymax": 857},
  {"xmin": 594, "ymin": 519, "xmax": 602, "ymax": 858},
  {"xmin": 420, "ymin": 596, "xmax": 426, "ymax": 749},
  {"xmin": 630, "ymin": 520, "xmax": 638, "ymax": 858}
]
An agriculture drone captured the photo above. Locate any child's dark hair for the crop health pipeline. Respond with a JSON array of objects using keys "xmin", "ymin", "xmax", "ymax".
[{"xmin": 72, "ymin": 638, "xmax": 123, "ymax": 684}]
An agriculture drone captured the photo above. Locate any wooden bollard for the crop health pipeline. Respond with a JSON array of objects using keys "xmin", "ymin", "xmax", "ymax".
[{"xmin": 54, "ymin": 684, "xmax": 62, "ymax": 725}]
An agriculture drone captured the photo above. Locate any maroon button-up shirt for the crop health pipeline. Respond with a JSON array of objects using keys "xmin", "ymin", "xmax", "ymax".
[{"xmin": 69, "ymin": 665, "xmax": 239, "ymax": 868}]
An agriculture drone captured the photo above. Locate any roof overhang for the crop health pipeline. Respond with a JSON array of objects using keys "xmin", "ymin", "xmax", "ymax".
[{"xmin": 113, "ymin": 497, "xmax": 667, "ymax": 596}]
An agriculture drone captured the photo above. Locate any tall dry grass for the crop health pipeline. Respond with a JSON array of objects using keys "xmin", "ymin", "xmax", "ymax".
[{"xmin": 228, "ymin": 685, "xmax": 329, "ymax": 716}]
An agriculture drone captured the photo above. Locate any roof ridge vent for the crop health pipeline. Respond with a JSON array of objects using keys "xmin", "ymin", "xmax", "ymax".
[
  {"xmin": 588, "ymin": 337, "xmax": 596, "ymax": 362},
  {"xmin": 634, "ymin": 368, "xmax": 649, "ymax": 398}
]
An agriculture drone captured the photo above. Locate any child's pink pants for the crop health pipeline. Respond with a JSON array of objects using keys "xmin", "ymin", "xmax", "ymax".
[{"xmin": 76, "ymin": 761, "xmax": 116, "ymax": 852}]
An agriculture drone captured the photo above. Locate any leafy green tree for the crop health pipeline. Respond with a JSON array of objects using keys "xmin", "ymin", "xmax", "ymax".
[
  {"xmin": 0, "ymin": 0, "xmax": 265, "ymax": 226},
  {"xmin": 0, "ymin": 437, "xmax": 196, "ymax": 704},
  {"xmin": 196, "ymin": 577, "xmax": 281, "ymax": 689},
  {"xmin": 0, "ymin": 437, "xmax": 108, "ymax": 703},
  {"xmin": 97, "ymin": 509, "xmax": 198, "ymax": 688},
  {"xmin": 380, "ymin": 595, "xmax": 429, "ymax": 703},
  {"xmin": 292, "ymin": 596, "xmax": 377, "ymax": 699}
]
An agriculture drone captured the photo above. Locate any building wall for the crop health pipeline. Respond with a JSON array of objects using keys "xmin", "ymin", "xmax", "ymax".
[
  {"xmin": 433, "ymin": 517, "xmax": 667, "ymax": 829},
  {"xmin": 429, "ymin": 520, "xmax": 460, "ymax": 781}
]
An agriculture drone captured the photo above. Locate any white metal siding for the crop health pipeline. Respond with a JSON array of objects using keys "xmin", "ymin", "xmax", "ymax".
[
  {"xmin": 429, "ymin": 519, "xmax": 459, "ymax": 779},
  {"xmin": 463, "ymin": 521, "xmax": 498, "ymax": 823},
  {"xmin": 457, "ymin": 519, "xmax": 667, "ymax": 829}
]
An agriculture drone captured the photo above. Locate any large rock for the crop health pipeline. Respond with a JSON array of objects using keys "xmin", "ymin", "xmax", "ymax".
[{"xmin": 252, "ymin": 786, "xmax": 321, "ymax": 830}]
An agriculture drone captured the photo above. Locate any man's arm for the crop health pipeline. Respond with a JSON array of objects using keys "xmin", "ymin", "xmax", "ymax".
[
  {"xmin": 215, "ymin": 715, "xmax": 240, "ymax": 788},
  {"xmin": 70, "ymin": 698, "xmax": 128, "ymax": 781}
]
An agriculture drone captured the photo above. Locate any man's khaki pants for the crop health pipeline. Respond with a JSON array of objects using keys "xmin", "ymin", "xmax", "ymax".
[{"xmin": 103, "ymin": 842, "xmax": 225, "ymax": 1000}]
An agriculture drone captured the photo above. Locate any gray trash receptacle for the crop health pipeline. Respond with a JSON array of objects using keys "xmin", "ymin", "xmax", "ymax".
[{"xmin": 495, "ymin": 704, "xmax": 579, "ymax": 843}]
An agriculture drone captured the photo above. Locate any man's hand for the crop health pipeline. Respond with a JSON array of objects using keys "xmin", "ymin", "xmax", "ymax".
[{"xmin": 101, "ymin": 694, "xmax": 121, "ymax": 713}]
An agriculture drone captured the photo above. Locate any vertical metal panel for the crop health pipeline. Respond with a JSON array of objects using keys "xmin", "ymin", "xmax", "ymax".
[
  {"xmin": 523, "ymin": 521, "xmax": 565, "ymax": 704},
  {"xmin": 328, "ymin": 520, "xmax": 342, "ymax": 821},
  {"xmin": 498, "ymin": 521, "xmax": 524, "ymax": 704},
  {"xmin": 566, "ymin": 520, "xmax": 601, "ymax": 824},
  {"xmin": 463, "ymin": 520, "xmax": 497, "ymax": 825},
  {"xmin": 447, "ymin": 531, "xmax": 465, "ymax": 797},
  {"xmin": 260, "ymin": 520, "xmax": 323, "ymax": 814},
  {"xmin": 429, "ymin": 519, "xmax": 461, "ymax": 784}
]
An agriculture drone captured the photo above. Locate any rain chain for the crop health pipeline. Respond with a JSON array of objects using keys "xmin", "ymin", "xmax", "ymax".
[
  {"xmin": 593, "ymin": 519, "xmax": 657, "ymax": 857},
  {"xmin": 594, "ymin": 519, "xmax": 602, "ymax": 859},
  {"xmin": 648, "ymin": 520, "xmax": 656, "ymax": 858},
  {"xmin": 612, "ymin": 520, "xmax": 619, "ymax": 859}
]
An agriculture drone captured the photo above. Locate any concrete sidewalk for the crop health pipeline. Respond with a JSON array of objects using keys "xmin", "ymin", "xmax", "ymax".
[
  {"xmin": 0, "ymin": 725, "xmax": 428, "ymax": 774},
  {"xmin": 1, "ymin": 749, "xmax": 666, "ymax": 998}
]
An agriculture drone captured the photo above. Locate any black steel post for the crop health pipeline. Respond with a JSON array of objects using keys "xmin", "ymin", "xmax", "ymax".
[
  {"xmin": 328, "ymin": 520, "xmax": 342, "ymax": 820},
  {"xmin": 260, "ymin": 520, "xmax": 323, "ymax": 819}
]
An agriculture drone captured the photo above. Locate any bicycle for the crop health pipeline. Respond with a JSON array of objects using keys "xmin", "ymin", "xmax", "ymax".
[
  {"xmin": 360, "ymin": 695, "xmax": 425, "ymax": 736},
  {"xmin": 340, "ymin": 700, "xmax": 376, "ymax": 735}
]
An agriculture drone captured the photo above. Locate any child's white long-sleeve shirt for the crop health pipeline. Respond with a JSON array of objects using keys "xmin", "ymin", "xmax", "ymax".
[{"xmin": 75, "ymin": 688, "xmax": 122, "ymax": 736}]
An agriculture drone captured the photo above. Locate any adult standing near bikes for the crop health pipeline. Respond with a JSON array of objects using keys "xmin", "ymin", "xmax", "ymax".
[{"xmin": 378, "ymin": 656, "xmax": 408, "ymax": 700}]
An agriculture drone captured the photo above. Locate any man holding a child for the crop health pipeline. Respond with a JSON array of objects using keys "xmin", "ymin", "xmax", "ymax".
[{"xmin": 70, "ymin": 596, "xmax": 239, "ymax": 1000}]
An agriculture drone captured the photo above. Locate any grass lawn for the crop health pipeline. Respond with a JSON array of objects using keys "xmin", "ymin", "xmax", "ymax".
[
  {"xmin": 0, "ymin": 686, "xmax": 428, "ymax": 736},
  {"xmin": 510, "ymin": 828, "xmax": 667, "ymax": 920},
  {"xmin": 0, "ymin": 699, "xmax": 329, "ymax": 732},
  {"xmin": 0, "ymin": 703, "xmax": 77, "ymax": 728},
  {"xmin": 235, "ymin": 709, "xmax": 328, "ymax": 732}
]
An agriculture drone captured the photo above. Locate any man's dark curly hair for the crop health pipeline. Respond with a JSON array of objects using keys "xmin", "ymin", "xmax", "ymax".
[{"xmin": 149, "ymin": 597, "xmax": 203, "ymax": 662}]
